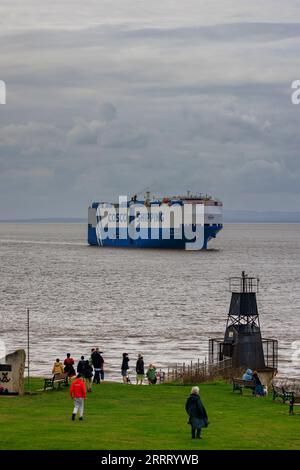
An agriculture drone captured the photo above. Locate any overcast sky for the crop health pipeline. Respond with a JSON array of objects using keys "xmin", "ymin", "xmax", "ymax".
[{"xmin": 0, "ymin": 0, "xmax": 300, "ymax": 218}]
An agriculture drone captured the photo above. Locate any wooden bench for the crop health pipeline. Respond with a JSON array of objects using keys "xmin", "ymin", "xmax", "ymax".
[
  {"xmin": 272, "ymin": 384, "xmax": 295, "ymax": 403},
  {"xmin": 232, "ymin": 378, "xmax": 256, "ymax": 394},
  {"xmin": 44, "ymin": 373, "xmax": 68, "ymax": 391}
]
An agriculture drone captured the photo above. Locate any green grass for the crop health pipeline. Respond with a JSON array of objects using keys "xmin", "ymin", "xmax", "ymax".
[{"xmin": 0, "ymin": 379, "xmax": 299, "ymax": 450}]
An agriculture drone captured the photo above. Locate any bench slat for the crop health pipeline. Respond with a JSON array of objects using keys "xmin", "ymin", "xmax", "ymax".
[
  {"xmin": 44, "ymin": 374, "xmax": 68, "ymax": 390},
  {"xmin": 232, "ymin": 378, "xmax": 256, "ymax": 394}
]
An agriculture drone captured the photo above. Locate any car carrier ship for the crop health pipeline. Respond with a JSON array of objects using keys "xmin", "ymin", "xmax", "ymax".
[{"xmin": 88, "ymin": 192, "xmax": 222, "ymax": 250}]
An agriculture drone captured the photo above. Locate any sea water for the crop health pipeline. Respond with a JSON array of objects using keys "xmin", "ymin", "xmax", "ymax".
[{"xmin": 0, "ymin": 222, "xmax": 299, "ymax": 379}]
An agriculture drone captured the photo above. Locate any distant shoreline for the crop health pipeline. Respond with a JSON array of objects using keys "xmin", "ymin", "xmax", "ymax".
[
  {"xmin": 0, "ymin": 218, "xmax": 87, "ymax": 224},
  {"xmin": 0, "ymin": 218, "xmax": 300, "ymax": 224}
]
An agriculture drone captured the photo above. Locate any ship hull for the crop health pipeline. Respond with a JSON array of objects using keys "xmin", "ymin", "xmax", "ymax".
[
  {"xmin": 88, "ymin": 195, "xmax": 223, "ymax": 250},
  {"xmin": 88, "ymin": 224, "xmax": 222, "ymax": 250}
]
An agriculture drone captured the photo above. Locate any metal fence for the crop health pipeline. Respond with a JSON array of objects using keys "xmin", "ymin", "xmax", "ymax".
[
  {"xmin": 165, "ymin": 357, "xmax": 233, "ymax": 384},
  {"xmin": 208, "ymin": 337, "xmax": 278, "ymax": 371}
]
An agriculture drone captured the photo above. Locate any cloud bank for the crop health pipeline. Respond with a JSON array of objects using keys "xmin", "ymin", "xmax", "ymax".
[{"xmin": 0, "ymin": 1, "xmax": 300, "ymax": 217}]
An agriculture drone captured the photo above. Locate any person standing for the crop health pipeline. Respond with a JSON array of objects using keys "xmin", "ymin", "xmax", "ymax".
[
  {"xmin": 185, "ymin": 386, "xmax": 208, "ymax": 439},
  {"xmin": 52, "ymin": 358, "xmax": 64, "ymax": 376},
  {"xmin": 77, "ymin": 356, "xmax": 86, "ymax": 375},
  {"xmin": 121, "ymin": 353, "xmax": 130, "ymax": 383},
  {"xmin": 64, "ymin": 353, "xmax": 76, "ymax": 381},
  {"xmin": 90, "ymin": 348, "xmax": 97, "ymax": 382},
  {"xmin": 136, "ymin": 354, "xmax": 145, "ymax": 385},
  {"xmin": 146, "ymin": 364, "xmax": 157, "ymax": 385},
  {"xmin": 99, "ymin": 351, "xmax": 105, "ymax": 381},
  {"xmin": 70, "ymin": 374, "xmax": 86, "ymax": 421},
  {"xmin": 83, "ymin": 359, "xmax": 93, "ymax": 392},
  {"xmin": 91, "ymin": 348, "xmax": 104, "ymax": 384},
  {"xmin": 90, "ymin": 348, "xmax": 95, "ymax": 365}
]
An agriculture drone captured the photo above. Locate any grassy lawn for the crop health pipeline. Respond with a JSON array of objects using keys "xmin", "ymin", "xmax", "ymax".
[{"xmin": 0, "ymin": 379, "xmax": 299, "ymax": 450}]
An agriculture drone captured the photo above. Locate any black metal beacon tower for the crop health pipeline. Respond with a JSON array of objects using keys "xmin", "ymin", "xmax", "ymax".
[{"xmin": 209, "ymin": 272, "xmax": 278, "ymax": 373}]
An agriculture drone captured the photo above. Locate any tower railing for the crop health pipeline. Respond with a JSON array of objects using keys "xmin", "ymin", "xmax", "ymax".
[
  {"xmin": 209, "ymin": 337, "xmax": 278, "ymax": 370},
  {"xmin": 229, "ymin": 272, "xmax": 259, "ymax": 293}
]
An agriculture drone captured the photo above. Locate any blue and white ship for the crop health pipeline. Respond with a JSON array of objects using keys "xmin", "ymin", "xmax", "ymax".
[{"xmin": 88, "ymin": 192, "xmax": 222, "ymax": 250}]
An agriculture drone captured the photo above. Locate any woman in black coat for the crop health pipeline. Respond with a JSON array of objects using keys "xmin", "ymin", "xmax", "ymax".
[
  {"xmin": 121, "ymin": 353, "xmax": 130, "ymax": 383},
  {"xmin": 252, "ymin": 371, "xmax": 265, "ymax": 396},
  {"xmin": 185, "ymin": 386, "xmax": 208, "ymax": 439},
  {"xmin": 83, "ymin": 360, "xmax": 93, "ymax": 392}
]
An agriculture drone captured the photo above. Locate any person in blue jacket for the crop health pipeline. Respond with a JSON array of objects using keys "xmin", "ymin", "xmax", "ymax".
[
  {"xmin": 242, "ymin": 369, "xmax": 253, "ymax": 381},
  {"xmin": 185, "ymin": 386, "xmax": 208, "ymax": 439}
]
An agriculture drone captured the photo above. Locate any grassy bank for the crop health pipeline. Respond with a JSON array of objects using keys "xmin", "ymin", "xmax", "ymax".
[{"xmin": 0, "ymin": 379, "xmax": 299, "ymax": 450}]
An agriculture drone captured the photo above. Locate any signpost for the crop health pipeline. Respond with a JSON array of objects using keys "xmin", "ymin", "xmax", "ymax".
[{"xmin": 27, "ymin": 308, "xmax": 30, "ymax": 389}]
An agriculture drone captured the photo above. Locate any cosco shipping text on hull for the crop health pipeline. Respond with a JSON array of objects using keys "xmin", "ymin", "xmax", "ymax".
[{"xmin": 88, "ymin": 193, "xmax": 222, "ymax": 250}]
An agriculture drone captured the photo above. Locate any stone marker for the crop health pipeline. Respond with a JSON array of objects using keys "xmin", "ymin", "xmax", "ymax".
[{"xmin": 0, "ymin": 349, "xmax": 26, "ymax": 395}]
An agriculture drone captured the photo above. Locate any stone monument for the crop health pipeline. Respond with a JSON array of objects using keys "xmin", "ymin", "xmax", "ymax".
[{"xmin": 0, "ymin": 349, "xmax": 26, "ymax": 396}]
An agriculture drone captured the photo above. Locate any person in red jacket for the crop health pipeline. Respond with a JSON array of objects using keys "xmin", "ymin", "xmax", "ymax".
[
  {"xmin": 64, "ymin": 353, "xmax": 76, "ymax": 381},
  {"xmin": 70, "ymin": 374, "xmax": 87, "ymax": 421}
]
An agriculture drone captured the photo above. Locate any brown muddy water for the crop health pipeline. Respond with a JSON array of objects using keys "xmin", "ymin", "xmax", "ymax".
[{"xmin": 0, "ymin": 223, "xmax": 299, "ymax": 379}]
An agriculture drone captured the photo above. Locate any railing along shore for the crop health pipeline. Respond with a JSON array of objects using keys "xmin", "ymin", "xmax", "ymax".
[{"xmin": 163, "ymin": 357, "xmax": 234, "ymax": 384}]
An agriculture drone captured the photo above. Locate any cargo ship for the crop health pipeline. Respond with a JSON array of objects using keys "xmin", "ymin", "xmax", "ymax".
[{"xmin": 88, "ymin": 192, "xmax": 222, "ymax": 250}]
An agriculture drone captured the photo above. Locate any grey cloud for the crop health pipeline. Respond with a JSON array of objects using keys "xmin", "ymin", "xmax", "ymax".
[
  {"xmin": 120, "ymin": 22, "xmax": 300, "ymax": 43},
  {"xmin": 100, "ymin": 102, "xmax": 117, "ymax": 122},
  {"xmin": 68, "ymin": 120, "xmax": 103, "ymax": 145},
  {"xmin": 1, "ymin": 2, "xmax": 300, "ymax": 218},
  {"xmin": 101, "ymin": 122, "xmax": 150, "ymax": 149},
  {"xmin": 0, "ymin": 122, "xmax": 65, "ymax": 157},
  {"xmin": 3, "ymin": 22, "xmax": 300, "ymax": 50}
]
